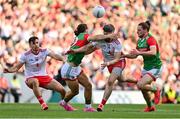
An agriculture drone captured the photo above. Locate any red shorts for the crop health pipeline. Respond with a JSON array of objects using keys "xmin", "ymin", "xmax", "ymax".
[
  {"xmin": 26, "ymin": 75, "xmax": 52, "ymax": 87},
  {"xmin": 107, "ymin": 59, "xmax": 126, "ymax": 73}
]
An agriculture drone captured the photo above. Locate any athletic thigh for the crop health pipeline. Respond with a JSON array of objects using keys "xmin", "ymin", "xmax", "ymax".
[
  {"xmin": 137, "ymin": 74, "xmax": 154, "ymax": 86},
  {"xmin": 110, "ymin": 67, "xmax": 123, "ymax": 82},
  {"xmin": 43, "ymin": 79, "xmax": 64, "ymax": 91},
  {"xmin": 111, "ymin": 67, "xmax": 123, "ymax": 76},
  {"xmin": 66, "ymin": 80, "xmax": 79, "ymax": 93},
  {"xmin": 108, "ymin": 72, "xmax": 119, "ymax": 84},
  {"xmin": 142, "ymin": 67, "xmax": 162, "ymax": 80},
  {"xmin": 77, "ymin": 72, "xmax": 91, "ymax": 87},
  {"xmin": 117, "ymin": 74, "xmax": 124, "ymax": 82},
  {"xmin": 26, "ymin": 78, "xmax": 39, "ymax": 89}
]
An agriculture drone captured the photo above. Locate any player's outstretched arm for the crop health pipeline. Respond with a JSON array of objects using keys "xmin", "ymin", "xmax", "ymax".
[
  {"xmin": 4, "ymin": 62, "xmax": 24, "ymax": 73},
  {"xmin": 101, "ymin": 52, "xmax": 122, "ymax": 69},
  {"xmin": 121, "ymin": 53, "xmax": 138, "ymax": 59},
  {"xmin": 84, "ymin": 46, "xmax": 97, "ymax": 55},
  {"xmin": 109, "ymin": 52, "xmax": 122, "ymax": 65},
  {"xmin": 48, "ymin": 50, "xmax": 65, "ymax": 63},
  {"xmin": 128, "ymin": 46, "xmax": 156, "ymax": 58},
  {"xmin": 88, "ymin": 33, "xmax": 119, "ymax": 42},
  {"xmin": 134, "ymin": 46, "xmax": 157, "ymax": 56},
  {"xmin": 66, "ymin": 43, "xmax": 95, "ymax": 54}
]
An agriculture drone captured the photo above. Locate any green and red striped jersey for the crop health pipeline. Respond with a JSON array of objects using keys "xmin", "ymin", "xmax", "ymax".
[
  {"xmin": 67, "ymin": 33, "xmax": 89, "ymax": 65},
  {"xmin": 137, "ymin": 34, "xmax": 162, "ymax": 70}
]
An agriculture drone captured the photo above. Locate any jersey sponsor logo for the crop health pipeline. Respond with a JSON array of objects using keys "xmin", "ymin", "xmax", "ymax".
[
  {"xmin": 29, "ymin": 59, "xmax": 34, "ymax": 62},
  {"xmin": 28, "ymin": 57, "xmax": 40, "ymax": 63},
  {"xmin": 35, "ymin": 57, "xmax": 38, "ymax": 61}
]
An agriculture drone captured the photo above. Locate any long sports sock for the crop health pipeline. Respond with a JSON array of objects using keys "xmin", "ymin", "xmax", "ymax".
[
  {"xmin": 101, "ymin": 99, "xmax": 107, "ymax": 105},
  {"xmin": 37, "ymin": 96, "xmax": 45, "ymax": 105}
]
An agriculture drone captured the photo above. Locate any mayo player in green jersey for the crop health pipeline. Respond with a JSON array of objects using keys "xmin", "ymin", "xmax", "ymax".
[
  {"xmin": 123, "ymin": 21, "xmax": 162, "ymax": 112},
  {"xmin": 65, "ymin": 24, "xmax": 137, "ymax": 112},
  {"xmin": 59, "ymin": 24, "xmax": 118, "ymax": 112}
]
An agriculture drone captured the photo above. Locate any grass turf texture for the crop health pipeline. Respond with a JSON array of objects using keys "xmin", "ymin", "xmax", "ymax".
[{"xmin": 0, "ymin": 103, "xmax": 179, "ymax": 118}]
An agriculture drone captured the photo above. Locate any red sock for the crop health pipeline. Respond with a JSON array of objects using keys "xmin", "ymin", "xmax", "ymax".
[
  {"xmin": 101, "ymin": 99, "xmax": 107, "ymax": 105},
  {"xmin": 37, "ymin": 96, "xmax": 45, "ymax": 105}
]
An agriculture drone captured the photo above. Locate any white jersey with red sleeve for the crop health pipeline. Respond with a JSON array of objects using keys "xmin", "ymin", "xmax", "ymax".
[
  {"xmin": 19, "ymin": 49, "xmax": 50, "ymax": 78},
  {"xmin": 92, "ymin": 39, "xmax": 124, "ymax": 62}
]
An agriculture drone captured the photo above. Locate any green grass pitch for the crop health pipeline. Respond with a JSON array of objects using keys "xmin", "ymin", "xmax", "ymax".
[{"xmin": 0, "ymin": 103, "xmax": 180, "ymax": 118}]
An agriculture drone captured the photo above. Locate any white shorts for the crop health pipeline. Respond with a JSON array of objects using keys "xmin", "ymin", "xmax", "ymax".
[
  {"xmin": 61, "ymin": 62, "xmax": 82, "ymax": 80},
  {"xmin": 142, "ymin": 66, "xmax": 163, "ymax": 81}
]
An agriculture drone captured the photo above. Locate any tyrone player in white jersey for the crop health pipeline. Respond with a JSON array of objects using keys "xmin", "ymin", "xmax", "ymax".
[
  {"xmin": 66, "ymin": 24, "xmax": 137, "ymax": 112},
  {"xmin": 3, "ymin": 36, "xmax": 70, "ymax": 110}
]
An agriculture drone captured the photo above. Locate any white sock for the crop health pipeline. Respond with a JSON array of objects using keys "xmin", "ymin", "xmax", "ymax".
[
  {"xmin": 60, "ymin": 100, "xmax": 67, "ymax": 105},
  {"xmin": 85, "ymin": 104, "xmax": 91, "ymax": 108}
]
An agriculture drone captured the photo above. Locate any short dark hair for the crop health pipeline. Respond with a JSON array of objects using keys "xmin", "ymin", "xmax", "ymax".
[
  {"xmin": 103, "ymin": 24, "xmax": 115, "ymax": 33},
  {"xmin": 28, "ymin": 36, "xmax": 38, "ymax": 44},
  {"xmin": 74, "ymin": 24, "xmax": 88, "ymax": 36},
  {"xmin": 138, "ymin": 21, "xmax": 151, "ymax": 32}
]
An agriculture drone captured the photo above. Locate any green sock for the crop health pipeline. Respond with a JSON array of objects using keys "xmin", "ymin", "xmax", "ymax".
[
  {"xmin": 150, "ymin": 101, "xmax": 154, "ymax": 107},
  {"xmin": 148, "ymin": 101, "xmax": 154, "ymax": 107}
]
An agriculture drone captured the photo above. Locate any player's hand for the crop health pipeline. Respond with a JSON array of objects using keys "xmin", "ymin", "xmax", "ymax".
[
  {"xmin": 130, "ymin": 49, "xmax": 140, "ymax": 55},
  {"xmin": 111, "ymin": 32, "xmax": 120, "ymax": 40},
  {"xmin": 61, "ymin": 51, "xmax": 66, "ymax": 56},
  {"xmin": 64, "ymin": 49, "xmax": 75, "ymax": 55},
  {"xmin": 115, "ymin": 32, "xmax": 121, "ymax": 38},
  {"xmin": 101, "ymin": 62, "xmax": 110, "ymax": 69}
]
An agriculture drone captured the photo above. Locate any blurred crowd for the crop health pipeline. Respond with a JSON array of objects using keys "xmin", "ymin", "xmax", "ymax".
[
  {"xmin": 0, "ymin": 73, "xmax": 21, "ymax": 103},
  {"xmin": 0, "ymin": 0, "xmax": 179, "ymax": 103}
]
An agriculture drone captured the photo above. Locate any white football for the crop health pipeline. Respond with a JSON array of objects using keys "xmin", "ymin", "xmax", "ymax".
[{"xmin": 92, "ymin": 5, "xmax": 105, "ymax": 18}]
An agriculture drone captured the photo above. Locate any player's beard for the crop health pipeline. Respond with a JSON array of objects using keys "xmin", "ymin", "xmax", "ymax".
[
  {"xmin": 138, "ymin": 31, "xmax": 148, "ymax": 38},
  {"xmin": 138, "ymin": 33, "xmax": 145, "ymax": 38},
  {"xmin": 32, "ymin": 47, "xmax": 40, "ymax": 55}
]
